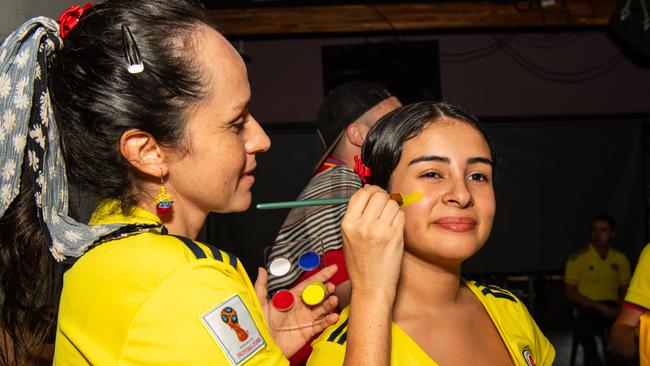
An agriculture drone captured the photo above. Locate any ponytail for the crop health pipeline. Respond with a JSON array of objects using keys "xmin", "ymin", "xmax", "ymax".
[
  {"xmin": 0, "ymin": 0, "xmax": 207, "ymax": 366},
  {"xmin": 0, "ymin": 1, "xmax": 209, "ymax": 364}
]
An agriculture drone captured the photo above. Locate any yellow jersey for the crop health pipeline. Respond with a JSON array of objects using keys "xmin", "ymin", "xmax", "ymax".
[
  {"xmin": 565, "ymin": 244, "xmax": 631, "ymax": 302},
  {"xmin": 640, "ymin": 313, "xmax": 649, "ymax": 366},
  {"xmin": 307, "ymin": 280, "xmax": 555, "ymax": 366},
  {"xmin": 625, "ymin": 244, "xmax": 650, "ymax": 311},
  {"xmin": 54, "ymin": 200, "xmax": 288, "ymax": 365}
]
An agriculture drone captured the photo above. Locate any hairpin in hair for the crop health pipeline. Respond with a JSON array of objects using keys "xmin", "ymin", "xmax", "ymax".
[
  {"xmin": 122, "ymin": 24, "xmax": 144, "ymax": 74},
  {"xmin": 58, "ymin": 2, "xmax": 93, "ymax": 39},
  {"xmin": 353, "ymin": 155, "xmax": 371, "ymax": 184}
]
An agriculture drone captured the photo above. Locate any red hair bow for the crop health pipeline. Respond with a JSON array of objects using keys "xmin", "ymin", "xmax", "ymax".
[
  {"xmin": 353, "ymin": 155, "xmax": 371, "ymax": 184},
  {"xmin": 58, "ymin": 3, "xmax": 93, "ymax": 39}
]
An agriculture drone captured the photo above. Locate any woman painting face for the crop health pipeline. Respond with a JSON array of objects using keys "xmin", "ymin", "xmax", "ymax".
[
  {"xmin": 166, "ymin": 26, "xmax": 271, "ymax": 216},
  {"xmin": 388, "ymin": 118, "xmax": 495, "ymax": 265}
]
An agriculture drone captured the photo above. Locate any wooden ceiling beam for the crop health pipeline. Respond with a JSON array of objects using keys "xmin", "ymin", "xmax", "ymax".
[{"xmin": 207, "ymin": 1, "xmax": 618, "ymax": 36}]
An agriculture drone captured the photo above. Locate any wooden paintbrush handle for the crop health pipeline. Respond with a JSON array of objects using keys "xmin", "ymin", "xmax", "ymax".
[{"xmin": 389, "ymin": 192, "xmax": 403, "ymax": 206}]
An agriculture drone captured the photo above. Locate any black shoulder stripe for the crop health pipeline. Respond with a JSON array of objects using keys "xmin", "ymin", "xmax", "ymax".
[
  {"xmin": 172, "ymin": 235, "xmax": 206, "ymax": 259},
  {"xmin": 473, "ymin": 281, "xmax": 517, "ymax": 303},
  {"xmin": 226, "ymin": 251, "xmax": 238, "ymax": 269},
  {"xmin": 337, "ymin": 331, "xmax": 347, "ymax": 345},
  {"xmin": 327, "ymin": 318, "xmax": 349, "ymax": 342},
  {"xmin": 204, "ymin": 243, "xmax": 223, "ymax": 262},
  {"xmin": 481, "ymin": 288, "xmax": 517, "ymax": 302}
]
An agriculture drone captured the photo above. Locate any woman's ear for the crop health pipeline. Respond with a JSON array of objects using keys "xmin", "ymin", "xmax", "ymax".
[{"xmin": 119, "ymin": 129, "xmax": 168, "ymax": 177}]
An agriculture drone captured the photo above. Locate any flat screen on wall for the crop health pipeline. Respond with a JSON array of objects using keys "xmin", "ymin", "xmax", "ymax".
[{"xmin": 322, "ymin": 40, "xmax": 441, "ymax": 104}]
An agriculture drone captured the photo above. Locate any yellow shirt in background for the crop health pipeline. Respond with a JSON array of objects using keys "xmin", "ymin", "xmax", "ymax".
[
  {"xmin": 54, "ymin": 199, "xmax": 288, "ymax": 366},
  {"xmin": 639, "ymin": 313, "xmax": 650, "ymax": 366},
  {"xmin": 625, "ymin": 243, "xmax": 650, "ymax": 311},
  {"xmin": 640, "ymin": 313, "xmax": 649, "ymax": 366},
  {"xmin": 307, "ymin": 280, "xmax": 555, "ymax": 366},
  {"xmin": 565, "ymin": 244, "xmax": 631, "ymax": 302}
]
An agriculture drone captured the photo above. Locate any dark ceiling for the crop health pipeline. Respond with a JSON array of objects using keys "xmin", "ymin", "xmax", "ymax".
[{"xmin": 204, "ymin": 0, "xmax": 461, "ymax": 9}]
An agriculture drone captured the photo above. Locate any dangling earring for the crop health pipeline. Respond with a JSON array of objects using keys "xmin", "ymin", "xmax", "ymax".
[{"xmin": 154, "ymin": 169, "xmax": 173, "ymax": 215}]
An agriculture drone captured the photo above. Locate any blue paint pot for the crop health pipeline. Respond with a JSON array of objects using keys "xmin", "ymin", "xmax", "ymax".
[{"xmin": 298, "ymin": 251, "xmax": 320, "ymax": 271}]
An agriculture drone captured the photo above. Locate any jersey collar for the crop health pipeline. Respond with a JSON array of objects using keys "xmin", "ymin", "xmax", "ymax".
[
  {"xmin": 589, "ymin": 243, "xmax": 610, "ymax": 260},
  {"xmin": 316, "ymin": 156, "xmax": 347, "ymax": 174},
  {"xmin": 88, "ymin": 199, "xmax": 161, "ymax": 226}
]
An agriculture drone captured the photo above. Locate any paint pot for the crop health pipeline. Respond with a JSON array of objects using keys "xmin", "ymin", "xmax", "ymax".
[
  {"xmin": 269, "ymin": 257, "xmax": 291, "ymax": 277},
  {"xmin": 298, "ymin": 251, "xmax": 320, "ymax": 271},
  {"xmin": 301, "ymin": 282, "xmax": 327, "ymax": 306},
  {"xmin": 271, "ymin": 290, "xmax": 295, "ymax": 312}
]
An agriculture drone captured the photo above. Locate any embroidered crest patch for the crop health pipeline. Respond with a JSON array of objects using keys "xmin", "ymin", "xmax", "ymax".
[
  {"xmin": 522, "ymin": 347, "xmax": 537, "ymax": 366},
  {"xmin": 201, "ymin": 294, "xmax": 266, "ymax": 365}
]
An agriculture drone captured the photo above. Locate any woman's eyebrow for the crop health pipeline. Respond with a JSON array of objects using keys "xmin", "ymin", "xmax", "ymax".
[
  {"xmin": 232, "ymin": 99, "xmax": 250, "ymax": 112},
  {"xmin": 467, "ymin": 157, "xmax": 493, "ymax": 166},
  {"xmin": 408, "ymin": 155, "xmax": 493, "ymax": 167},
  {"xmin": 408, "ymin": 155, "xmax": 449, "ymax": 166}
]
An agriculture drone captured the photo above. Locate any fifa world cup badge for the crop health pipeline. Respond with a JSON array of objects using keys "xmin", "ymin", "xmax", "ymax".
[{"xmin": 201, "ymin": 294, "xmax": 265, "ymax": 365}]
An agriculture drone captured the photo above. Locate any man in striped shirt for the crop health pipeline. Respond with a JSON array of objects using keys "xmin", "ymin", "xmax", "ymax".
[{"xmin": 268, "ymin": 82, "xmax": 400, "ymax": 364}]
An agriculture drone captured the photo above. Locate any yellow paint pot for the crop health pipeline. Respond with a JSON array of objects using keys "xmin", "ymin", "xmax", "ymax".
[{"xmin": 301, "ymin": 282, "xmax": 327, "ymax": 306}]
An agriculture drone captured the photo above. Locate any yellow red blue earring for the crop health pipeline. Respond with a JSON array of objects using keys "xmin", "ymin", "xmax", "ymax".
[{"xmin": 154, "ymin": 169, "xmax": 173, "ymax": 215}]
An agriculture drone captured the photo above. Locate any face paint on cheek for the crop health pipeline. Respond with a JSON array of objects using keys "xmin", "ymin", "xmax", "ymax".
[
  {"xmin": 398, "ymin": 191, "xmax": 423, "ymax": 208},
  {"xmin": 412, "ymin": 191, "xmax": 437, "ymax": 208}
]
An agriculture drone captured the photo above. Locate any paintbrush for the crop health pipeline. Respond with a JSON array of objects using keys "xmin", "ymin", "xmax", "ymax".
[{"xmin": 256, "ymin": 192, "xmax": 422, "ymax": 210}]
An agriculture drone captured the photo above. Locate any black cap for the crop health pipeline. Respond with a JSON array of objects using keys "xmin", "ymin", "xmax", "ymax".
[{"xmin": 315, "ymin": 81, "xmax": 393, "ymax": 170}]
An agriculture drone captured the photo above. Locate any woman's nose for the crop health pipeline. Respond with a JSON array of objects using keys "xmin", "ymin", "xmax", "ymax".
[
  {"xmin": 245, "ymin": 114, "xmax": 271, "ymax": 154},
  {"xmin": 441, "ymin": 176, "xmax": 473, "ymax": 208}
]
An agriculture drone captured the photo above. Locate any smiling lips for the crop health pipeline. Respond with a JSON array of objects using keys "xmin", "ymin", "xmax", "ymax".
[
  {"xmin": 433, "ymin": 217, "xmax": 477, "ymax": 232},
  {"xmin": 242, "ymin": 165, "xmax": 256, "ymax": 184}
]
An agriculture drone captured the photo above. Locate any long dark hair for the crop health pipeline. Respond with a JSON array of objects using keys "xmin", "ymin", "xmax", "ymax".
[
  {"xmin": 361, "ymin": 101, "xmax": 496, "ymax": 190},
  {"xmin": 0, "ymin": 1, "xmax": 210, "ymax": 364}
]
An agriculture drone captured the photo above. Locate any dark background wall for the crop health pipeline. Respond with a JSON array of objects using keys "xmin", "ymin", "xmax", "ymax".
[
  {"xmin": 207, "ymin": 29, "xmax": 650, "ymax": 278},
  {"xmin": 243, "ymin": 31, "xmax": 650, "ymax": 122}
]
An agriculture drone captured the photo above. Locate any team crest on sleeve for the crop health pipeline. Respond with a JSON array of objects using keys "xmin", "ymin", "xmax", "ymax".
[
  {"xmin": 201, "ymin": 294, "xmax": 265, "ymax": 365},
  {"xmin": 522, "ymin": 347, "xmax": 536, "ymax": 366}
]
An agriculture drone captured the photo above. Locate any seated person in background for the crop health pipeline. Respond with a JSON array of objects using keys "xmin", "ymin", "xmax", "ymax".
[
  {"xmin": 308, "ymin": 101, "xmax": 555, "ymax": 366},
  {"xmin": 609, "ymin": 242, "xmax": 650, "ymax": 361},
  {"xmin": 564, "ymin": 215, "xmax": 631, "ymax": 365}
]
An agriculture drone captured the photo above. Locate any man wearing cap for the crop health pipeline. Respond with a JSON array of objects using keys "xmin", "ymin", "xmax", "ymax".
[
  {"xmin": 267, "ymin": 81, "xmax": 400, "ymax": 365},
  {"xmin": 269, "ymin": 81, "xmax": 400, "ymax": 298}
]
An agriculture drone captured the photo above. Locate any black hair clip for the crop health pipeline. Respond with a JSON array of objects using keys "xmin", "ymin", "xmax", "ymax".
[{"xmin": 122, "ymin": 24, "xmax": 144, "ymax": 74}]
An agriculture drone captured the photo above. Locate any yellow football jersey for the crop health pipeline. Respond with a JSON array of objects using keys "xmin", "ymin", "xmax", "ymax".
[
  {"xmin": 641, "ymin": 313, "xmax": 649, "ymax": 366},
  {"xmin": 565, "ymin": 244, "xmax": 631, "ymax": 302},
  {"xmin": 625, "ymin": 244, "xmax": 650, "ymax": 311},
  {"xmin": 54, "ymin": 199, "xmax": 288, "ymax": 365},
  {"xmin": 308, "ymin": 280, "xmax": 555, "ymax": 366}
]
